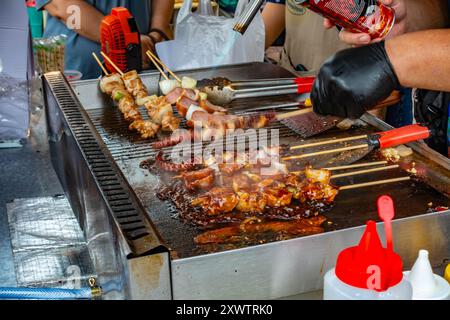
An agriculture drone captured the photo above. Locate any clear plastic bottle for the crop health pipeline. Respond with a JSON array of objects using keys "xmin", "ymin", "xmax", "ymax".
[{"xmin": 403, "ymin": 250, "xmax": 450, "ymax": 300}]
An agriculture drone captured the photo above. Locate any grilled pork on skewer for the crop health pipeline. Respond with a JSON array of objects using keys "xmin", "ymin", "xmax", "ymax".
[
  {"xmin": 144, "ymin": 96, "xmax": 180, "ymax": 132},
  {"xmin": 99, "ymin": 73, "xmax": 125, "ymax": 95},
  {"xmin": 122, "ymin": 70, "xmax": 151, "ymax": 106}
]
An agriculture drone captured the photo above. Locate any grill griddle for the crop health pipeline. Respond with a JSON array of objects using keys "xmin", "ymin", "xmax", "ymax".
[{"xmin": 72, "ymin": 63, "xmax": 450, "ymax": 259}]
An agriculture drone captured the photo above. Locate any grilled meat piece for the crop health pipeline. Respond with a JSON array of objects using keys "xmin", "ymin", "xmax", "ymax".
[
  {"xmin": 122, "ymin": 70, "xmax": 149, "ymax": 106},
  {"xmin": 100, "ymin": 73, "xmax": 125, "ymax": 95},
  {"xmin": 261, "ymin": 187, "xmax": 293, "ymax": 207},
  {"xmin": 194, "ymin": 216, "xmax": 326, "ymax": 245},
  {"xmin": 235, "ymin": 191, "xmax": 267, "ymax": 213},
  {"xmin": 199, "ymin": 99, "xmax": 228, "ymax": 114},
  {"xmin": 144, "ymin": 96, "xmax": 180, "ymax": 132},
  {"xmin": 129, "ymin": 120, "xmax": 159, "ymax": 139},
  {"xmin": 191, "ymin": 187, "xmax": 239, "ymax": 215},
  {"xmin": 177, "ymin": 168, "xmax": 215, "ymax": 191}
]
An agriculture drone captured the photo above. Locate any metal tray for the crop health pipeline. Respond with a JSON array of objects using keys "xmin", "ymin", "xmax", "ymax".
[{"xmin": 65, "ymin": 62, "xmax": 450, "ymax": 299}]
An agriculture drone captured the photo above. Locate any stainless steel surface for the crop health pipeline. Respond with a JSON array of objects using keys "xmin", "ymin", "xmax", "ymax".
[
  {"xmin": 42, "ymin": 72, "xmax": 171, "ymax": 299},
  {"xmin": 49, "ymin": 62, "xmax": 449, "ymax": 300},
  {"xmin": 203, "ymin": 83, "xmax": 298, "ymax": 105},
  {"xmin": 172, "ymin": 212, "xmax": 450, "ymax": 299},
  {"xmin": 229, "ymin": 78, "xmax": 297, "ymax": 87},
  {"xmin": 233, "ymin": 0, "xmax": 265, "ymax": 34}
]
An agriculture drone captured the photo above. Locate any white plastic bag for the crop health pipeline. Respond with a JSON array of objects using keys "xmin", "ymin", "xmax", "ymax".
[{"xmin": 156, "ymin": 0, "xmax": 265, "ymax": 71}]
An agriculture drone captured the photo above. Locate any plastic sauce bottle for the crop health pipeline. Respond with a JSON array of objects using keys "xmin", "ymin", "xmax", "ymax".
[
  {"xmin": 293, "ymin": 0, "xmax": 395, "ymax": 39},
  {"xmin": 403, "ymin": 250, "xmax": 450, "ymax": 300},
  {"xmin": 324, "ymin": 221, "xmax": 413, "ymax": 300}
]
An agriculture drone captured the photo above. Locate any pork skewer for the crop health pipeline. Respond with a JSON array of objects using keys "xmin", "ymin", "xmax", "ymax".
[
  {"xmin": 94, "ymin": 53, "xmax": 160, "ymax": 138},
  {"xmin": 99, "ymin": 52, "xmax": 180, "ymax": 134}
]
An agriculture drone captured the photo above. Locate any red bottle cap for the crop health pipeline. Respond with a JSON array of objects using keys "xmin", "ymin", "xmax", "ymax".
[{"xmin": 335, "ymin": 221, "xmax": 404, "ymax": 291}]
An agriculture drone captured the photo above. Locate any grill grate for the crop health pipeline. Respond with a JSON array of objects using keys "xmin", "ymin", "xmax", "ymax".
[
  {"xmin": 87, "ymin": 107, "xmax": 300, "ymax": 162},
  {"xmin": 44, "ymin": 73, "xmax": 163, "ymax": 255}
]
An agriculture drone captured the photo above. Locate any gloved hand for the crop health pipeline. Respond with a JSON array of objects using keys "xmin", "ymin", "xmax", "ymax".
[{"xmin": 311, "ymin": 41, "xmax": 400, "ymax": 119}]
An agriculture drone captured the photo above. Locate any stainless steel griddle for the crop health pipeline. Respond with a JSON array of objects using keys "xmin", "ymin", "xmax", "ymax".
[{"xmin": 42, "ymin": 62, "xmax": 450, "ymax": 299}]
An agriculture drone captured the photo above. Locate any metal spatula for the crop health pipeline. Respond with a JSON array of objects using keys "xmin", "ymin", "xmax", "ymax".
[{"xmin": 279, "ymin": 91, "xmax": 402, "ymax": 138}]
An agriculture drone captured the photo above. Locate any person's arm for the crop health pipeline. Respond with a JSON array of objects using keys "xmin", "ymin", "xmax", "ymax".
[
  {"xmin": 324, "ymin": 0, "xmax": 449, "ymax": 46},
  {"xmin": 149, "ymin": 0, "xmax": 174, "ymax": 41},
  {"xmin": 43, "ymin": 0, "xmax": 104, "ymax": 43},
  {"xmin": 386, "ymin": 29, "xmax": 450, "ymax": 91},
  {"xmin": 141, "ymin": 0, "xmax": 174, "ymax": 67},
  {"xmin": 310, "ymin": 29, "xmax": 450, "ymax": 119},
  {"xmin": 262, "ymin": 3, "xmax": 285, "ymax": 49}
]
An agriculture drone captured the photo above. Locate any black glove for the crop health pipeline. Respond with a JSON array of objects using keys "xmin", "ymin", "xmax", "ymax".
[{"xmin": 311, "ymin": 41, "xmax": 400, "ymax": 119}]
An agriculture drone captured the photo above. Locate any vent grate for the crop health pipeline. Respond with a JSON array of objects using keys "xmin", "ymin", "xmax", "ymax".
[{"xmin": 44, "ymin": 73, "xmax": 162, "ymax": 255}]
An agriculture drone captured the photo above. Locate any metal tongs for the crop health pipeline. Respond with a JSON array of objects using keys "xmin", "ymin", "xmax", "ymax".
[{"xmin": 202, "ymin": 77, "xmax": 315, "ymax": 106}]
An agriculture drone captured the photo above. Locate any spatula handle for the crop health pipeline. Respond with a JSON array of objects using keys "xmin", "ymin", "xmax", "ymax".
[{"xmin": 376, "ymin": 124, "xmax": 431, "ymax": 149}]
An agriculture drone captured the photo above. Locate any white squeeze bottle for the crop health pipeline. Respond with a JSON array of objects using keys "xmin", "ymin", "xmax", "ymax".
[
  {"xmin": 323, "ymin": 196, "xmax": 413, "ymax": 300},
  {"xmin": 403, "ymin": 250, "xmax": 450, "ymax": 300}
]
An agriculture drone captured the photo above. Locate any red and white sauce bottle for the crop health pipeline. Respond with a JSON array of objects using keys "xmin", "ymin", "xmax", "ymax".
[{"xmin": 324, "ymin": 221, "xmax": 412, "ymax": 300}]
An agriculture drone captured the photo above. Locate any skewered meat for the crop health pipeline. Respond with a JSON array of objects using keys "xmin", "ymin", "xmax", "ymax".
[
  {"xmin": 235, "ymin": 191, "xmax": 267, "ymax": 213},
  {"xmin": 199, "ymin": 99, "xmax": 227, "ymax": 114},
  {"xmin": 122, "ymin": 70, "xmax": 149, "ymax": 106},
  {"xmin": 144, "ymin": 96, "xmax": 180, "ymax": 132},
  {"xmin": 117, "ymin": 96, "xmax": 143, "ymax": 122},
  {"xmin": 176, "ymin": 96, "xmax": 198, "ymax": 117},
  {"xmin": 129, "ymin": 120, "xmax": 159, "ymax": 139},
  {"xmin": 176, "ymin": 168, "xmax": 215, "ymax": 191},
  {"xmin": 305, "ymin": 166, "xmax": 331, "ymax": 184},
  {"xmin": 100, "ymin": 73, "xmax": 125, "ymax": 95},
  {"xmin": 165, "ymin": 87, "xmax": 185, "ymax": 105},
  {"xmin": 155, "ymin": 151, "xmax": 197, "ymax": 172},
  {"xmin": 194, "ymin": 216, "xmax": 326, "ymax": 245},
  {"xmin": 191, "ymin": 187, "xmax": 239, "ymax": 215}
]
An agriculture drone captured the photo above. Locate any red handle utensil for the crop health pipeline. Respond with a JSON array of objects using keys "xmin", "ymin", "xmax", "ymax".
[
  {"xmin": 294, "ymin": 76, "xmax": 315, "ymax": 94},
  {"xmin": 373, "ymin": 124, "xmax": 431, "ymax": 149},
  {"xmin": 377, "ymin": 195, "xmax": 395, "ymax": 252}
]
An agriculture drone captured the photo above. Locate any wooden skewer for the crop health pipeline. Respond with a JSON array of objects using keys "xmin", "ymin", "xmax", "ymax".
[
  {"xmin": 146, "ymin": 51, "xmax": 169, "ymax": 81},
  {"xmin": 92, "ymin": 52, "xmax": 109, "ymax": 75},
  {"xmin": 323, "ymin": 161, "xmax": 388, "ymax": 171},
  {"xmin": 146, "ymin": 50, "xmax": 182, "ymax": 82},
  {"xmin": 291, "ymin": 161, "xmax": 389, "ymax": 175},
  {"xmin": 276, "ymin": 108, "xmax": 312, "ymax": 120},
  {"xmin": 339, "ymin": 177, "xmax": 410, "ymax": 191},
  {"xmin": 282, "ymin": 144, "xmax": 369, "ymax": 161},
  {"xmin": 330, "ymin": 164, "xmax": 399, "ymax": 179},
  {"xmin": 100, "ymin": 51, "xmax": 123, "ymax": 76},
  {"xmin": 291, "ymin": 134, "xmax": 368, "ymax": 150}
]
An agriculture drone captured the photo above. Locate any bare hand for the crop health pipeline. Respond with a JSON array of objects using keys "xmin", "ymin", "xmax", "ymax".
[{"xmin": 324, "ymin": 0, "xmax": 407, "ymax": 46}]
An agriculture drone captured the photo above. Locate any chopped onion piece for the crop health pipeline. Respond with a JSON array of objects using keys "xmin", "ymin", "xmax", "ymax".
[
  {"xmin": 159, "ymin": 79, "xmax": 180, "ymax": 95},
  {"xmin": 186, "ymin": 104, "xmax": 206, "ymax": 121},
  {"xmin": 181, "ymin": 76, "xmax": 197, "ymax": 89}
]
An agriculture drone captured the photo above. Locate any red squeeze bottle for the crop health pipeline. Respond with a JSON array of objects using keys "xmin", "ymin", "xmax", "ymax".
[{"xmin": 294, "ymin": 0, "xmax": 396, "ymax": 39}]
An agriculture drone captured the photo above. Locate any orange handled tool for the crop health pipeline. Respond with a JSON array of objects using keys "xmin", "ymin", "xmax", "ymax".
[{"xmin": 369, "ymin": 124, "xmax": 431, "ymax": 149}]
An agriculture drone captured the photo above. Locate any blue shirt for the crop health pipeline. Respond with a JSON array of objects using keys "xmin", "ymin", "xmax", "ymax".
[{"xmin": 36, "ymin": 0, "xmax": 151, "ymax": 79}]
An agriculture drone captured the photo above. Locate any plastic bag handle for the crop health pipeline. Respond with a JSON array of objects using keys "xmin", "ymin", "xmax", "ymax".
[
  {"xmin": 199, "ymin": 0, "xmax": 214, "ymax": 15},
  {"xmin": 235, "ymin": 0, "xmax": 251, "ymax": 18},
  {"xmin": 177, "ymin": 0, "xmax": 193, "ymax": 23}
]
